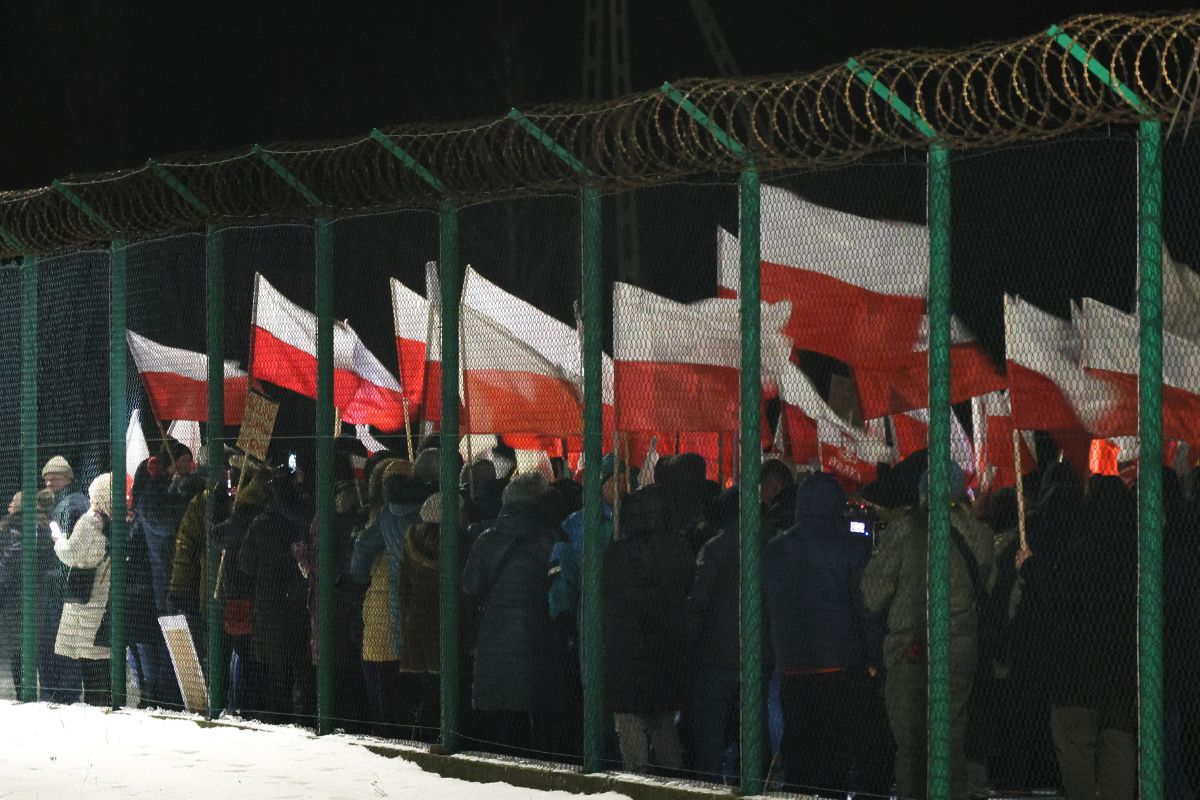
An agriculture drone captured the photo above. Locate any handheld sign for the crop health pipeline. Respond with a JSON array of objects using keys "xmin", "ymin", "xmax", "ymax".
[
  {"xmin": 235, "ymin": 391, "xmax": 279, "ymax": 463},
  {"xmin": 158, "ymin": 614, "xmax": 208, "ymax": 713}
]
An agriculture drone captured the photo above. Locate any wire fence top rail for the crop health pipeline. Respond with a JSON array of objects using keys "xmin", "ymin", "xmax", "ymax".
[{"xmin": 0, "ymin": 11, "xmax": 1197, "ymax": 260}]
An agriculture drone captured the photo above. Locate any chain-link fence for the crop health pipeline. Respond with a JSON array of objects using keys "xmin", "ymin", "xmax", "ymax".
[{"xmin": 0, "ymin": 12, "xmax": 1197, "ymax": 800}]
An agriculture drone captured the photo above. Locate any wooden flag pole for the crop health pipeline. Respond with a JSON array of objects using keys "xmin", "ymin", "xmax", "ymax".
[{"xmin": 1013, "ymin": 428, "xmax": 1029, "ymax": 551}]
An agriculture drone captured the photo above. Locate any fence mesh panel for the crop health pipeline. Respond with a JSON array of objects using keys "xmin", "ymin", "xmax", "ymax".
[
  {"xmin": 0, "ymin": 263, "xmax": 22, "ymax": 701},
  {"xmin": 0, "ymin": 123, "xmax": 1194, "ymax": 800},
  {"xmin": 1163, "ymin": 130, "xmax": 1200, "ymax": 800},
  {"xmin": 33, "ymin": 249, "xmax": 110, "ymax": 705}
]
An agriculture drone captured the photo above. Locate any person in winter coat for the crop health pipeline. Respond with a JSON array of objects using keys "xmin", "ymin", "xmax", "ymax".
[
  {"xmin": 688, "ymin": 486, "xmax": 773, "ymax": 781},
  {"xmin": 764, "ymin": 471, "xmax": 878, "ymax": 795},
  {"xmin": 237, "ymin": 468, "xmax": 313, "ymax": 722},
  {"xmin": 168, "ymin": 448, "xmax": 228, "ymax": 663},
  {"xmin": 213, "ymin": 465, "xmax": 269, "ymax": 717},
  {"xmin": 134, "ymin": 442, "xmax": 202, "ymax": 620},
  {"xmin": 1041, "ymin": 475, "xmax": 1137, "ymax": 800},
  {"xmin": 0, "ymin": 490, "xmax": 52, "ymax": 697},
  {"xmin": 39, "ymin": 455, "xmax": 89, "ymax": 703},
  {"xmin": 463, "ymin": 472, "xmax": 560, "ymax": 753},
  {"xmin": 861, "ymin": 462, "xmax": 992, "ymax": 800},
  {"xmin": 52, "ymin": 473, "xmax": 114, "ymax": 706},
  {"xmin": 602, "ymin": 484, "xmax": 694, "ymax": 773},
  {"xmin": 396, "ymin": 492, "xmax": 466, "ymax": 740},
  {"xmin": 292, "ymin": 449, "xmax": 369, "ymax": 733}
]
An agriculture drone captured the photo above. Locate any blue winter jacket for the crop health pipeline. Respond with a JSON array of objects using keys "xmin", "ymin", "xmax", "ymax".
[{"xmin": 763, "ymin": 472, "xmax": 877, "ymax": 672}]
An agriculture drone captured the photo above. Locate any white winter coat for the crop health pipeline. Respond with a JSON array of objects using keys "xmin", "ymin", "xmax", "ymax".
[{"xmin": 54, "ymin": 509, "xmax": 111, "ymax": 660}]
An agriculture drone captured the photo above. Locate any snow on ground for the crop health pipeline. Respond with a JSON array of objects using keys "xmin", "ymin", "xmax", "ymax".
[{"xmin": 0, "ymin": 701, "xmax": 633, "ymax": 800}]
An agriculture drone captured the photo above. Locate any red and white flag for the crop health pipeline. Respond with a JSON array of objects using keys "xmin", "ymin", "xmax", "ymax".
[
  {"xmin": 1161, "ymin": 247, "xmax": 1200, "ymax": 344},
  {"xmin": 1078, "ymin": 297, "xmax": 1200, "ymax": 446},
  {"xmin": 855, "ymin": 315, "xmax": 1006, "ymax": 419},
  {"xmin": 777, "ymin": 361, "xmax": 893, "ymax": 489},
  {"xmin": 888, "ymin": 407, "xmax": 976, "ymax": 478},
  {"xmin": 612, "ymin": 282, "xmax": 791, "ymax": 434},
  {"xmin": 718, "ymin": 187, "xmax": 928, "ymax": 368},
  {"xmin": 126, "ymin": 408, "xmax": 150, "ymax": 502},
  {"xmin": 971, "ymin": 390, "xmax": 1037, "ymax": 493},
  {"xmin": 421, "ymin": 262, "xmax": 447, "ymax": 423},
  {"xmin": 460, "ymin": 303, "xmax": 584, "ymax": 436},
  {"xmin": 167, "ymin": 420, "xmax": 202, "ymax": 460},
  {"xmin": 250, "ymin": 273, "xmax": 407, "ymax": 432},
  {"xmin": 127, "ymin": 330, "xmax": 249, "ymax": 424},
  {"xmin": 390, "ymin": 278, "xmax": 429, "ymax": 418},
  {"xmin": 1004, "ymin": 294, "xmax": 1129, "ymax": 437}
]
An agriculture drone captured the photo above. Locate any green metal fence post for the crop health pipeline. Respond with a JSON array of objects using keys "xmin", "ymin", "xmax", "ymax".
[
  {"xmin": 205, "ymin": 225, "xmax": 226, "ymax": 718},
  {"xmin": 251, "ymin": 146, "xmax": 334, "ymax": 733},
  {"xmin": 368, "ymin": 128, "xmax": 462, "ymax": 753},
  {"xmin": 109, "ymin": 239, "xmax": 128, "ymax": 709},
  {"xmin": 659, "ymin": 82, "xmax": 766, "ymax": 794},
  {"xmin": 1046, "ymin": 30, "xmax": 1161, "ymax": 795},
  {"xmin": 506, "ymin": 106, "xmax": 605, "ymax": 773},
  {"xmin": 315, "ymin": 217, "xmax": 335, "ymax": 735},
  {"xmin": 737, "ymin": 164, "xmax": 764, "ymax": 796},
  {"xmin": 437, "ymin": 198, "xmax": 462, "ymax": 753},
  {"xmin": 20, "ymin": 254, "xmax": 37, "ymax": 702},
  {"xmin": 925, "ymin": 143, "xmax": 953, "ymax": 799},
  {"xmin": 1137, "ymin": 116, "xmax": 1164, "ymax": 800},
  {"xmin": 847, "ymin": 59, "xmax": 952, "ymax": 799}
]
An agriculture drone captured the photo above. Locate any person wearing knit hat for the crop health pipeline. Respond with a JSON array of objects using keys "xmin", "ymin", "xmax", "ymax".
[
  {"xmin": 51, "ymin": 473, "xmax": 115, "ymax": 706},
  {"xmin": 37, "ymin": 454, "xmax": 90, "ymax": 703}
]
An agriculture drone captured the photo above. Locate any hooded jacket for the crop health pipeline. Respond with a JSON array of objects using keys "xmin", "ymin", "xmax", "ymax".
[
  {"xmin": 462, "ymin": 499, "xmax": 559, "ymax": 713},
  {"xmin": 54, "ymin": 474, "xmax": 113, "ymax": 661},
  {"xmin": 602, "ymin": 486, "xmax": 695, "ymax": 712},
  {"xmin": 764, "ymin": 472, "xmax": 876, "ymax": 672}
]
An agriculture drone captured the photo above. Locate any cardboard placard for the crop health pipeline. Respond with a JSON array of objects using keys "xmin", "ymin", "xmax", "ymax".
[
  {"xmin": 158, "ymin": 614, "xmax": 208, "ymax": 713},
  {"xmin": 235, "ymin": 391, "xmax": 279, "ymax": 462}
]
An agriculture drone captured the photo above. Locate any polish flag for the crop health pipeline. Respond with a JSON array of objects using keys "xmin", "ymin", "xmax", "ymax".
[
  {"xmin": 167, "ymin": 420, "xmax": 202, "ymax": 460},
  {"xmin": 718, "ymin": 186, "xmax": 928, "ymax": 368},
  {"xmin": 855, "ymin": 315, "xmax": 1006, "ymax": 419},
  {"xmin": 777, "ymin": 361, "xmax": 893, "ymax": 489},
  {"xmin": 126, "ymin": 330, "xmax": 249, "ymax": 424},
  {"xmin": 971, "ymin": 390, "xmax": 1037, "ymax": 493},
  {"xmin": 888, "ymin": 408, "xmax": 976, "ymax": 478},
  {"xmin": 1078, "ymin": 297, "xmax": 1200, "ymax": 446},
  {"xmin": 355, "ymin": 424, "xmax": 387, "ymax": 457},
  {"xmin": 460, "ymin": 303, "xmax": 584, "ymax": 436},
  {"xmin": 250, "ymin": 273, "xmax": 407, "ymax": 431},
  {"xmin": 612, "ymin": 282, "xmax": 791, "ymax": 434},
  {"xmin": 1003, "ymin": 294, "xmax": 1129, "ymax": 437},
  {"xmin": 1161, "ymin": 247, "xmax": 1200, "ymax": 344},
  {"xmin": 421, "ymin": 262, "xmax": 446, "ymax": 423},
  {"xmin": 390, "ymin": 278, "xmax": 428, "ymax": 417},
  {"xmin": 126, "ymin": 408, "xmax": 151, "ymax": 502}
]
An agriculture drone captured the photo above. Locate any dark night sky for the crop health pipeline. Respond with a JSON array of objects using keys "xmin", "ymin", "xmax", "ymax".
[{"xmin": 0, "ymin": 0, "xmax": 1184, "ymax": 190}]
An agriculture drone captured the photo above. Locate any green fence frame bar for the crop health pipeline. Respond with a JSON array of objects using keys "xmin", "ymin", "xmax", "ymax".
[
  {"xmin": 205, "ymin": 225, "xmax": 226, "ymax": 718},
  {"xmin": 509, "ymin": 106, "xmax": 605, "ymax": 773},
  {"xmin": 20, "ymin": 255, "xmax": 37, "ymax": 702},
  {"xmin": 660, "ymin": 81, "xmax": 765, "ymax": 795},
  {"xmin": 371, "ymin": 129, "xmax": 463, "ymax": 753},
  {"xmin": 314, "ymin": 217, "xmax": 335, "ymax": 735},
  {"xmin": 437, "ymin": 198, "xmax": 462, "ymax": 752},
  {"xmin": 1048, "ymin": 31, "xmax": 1163, "ymax": 796},
  {"xmin": 109, "ymin": 238, "xmax": 128, "ymax": 709},
  {"xmin": 847, "ymin": 59, "xmax": 953, "ymax": 799},
  {"xmin": 251, "ymin": 145, "xmax": 333, "ymax": 731},
  {"xmin": 51, "ymin": 180, "xmax": 117, "ymax": 236}
]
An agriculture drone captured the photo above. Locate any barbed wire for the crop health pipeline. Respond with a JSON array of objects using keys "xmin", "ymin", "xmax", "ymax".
[{"xmin": 0, "ymin": 11, "xmax": 1197, "ymax": 260}]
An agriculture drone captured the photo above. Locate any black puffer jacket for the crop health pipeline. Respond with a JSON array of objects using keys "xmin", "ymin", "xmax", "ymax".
[
  {"xmin": 462, "ymin": 499, "xmax": 559, "ymax": 713},
  {"xmin": 603, "ymin": 486, "xmax": 696, "ymax": 713}
]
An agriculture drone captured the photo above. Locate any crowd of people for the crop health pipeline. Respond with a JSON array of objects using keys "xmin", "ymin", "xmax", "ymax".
[{"xmin": 0, "ymin": 436, "xmax": 1195, "ymax": 800}]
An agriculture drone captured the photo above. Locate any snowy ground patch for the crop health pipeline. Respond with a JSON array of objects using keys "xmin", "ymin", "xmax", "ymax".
[{"xmin": 0, "ymin": 701, "xmax": 632, "ymax": 800}]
